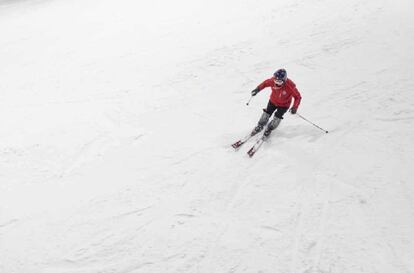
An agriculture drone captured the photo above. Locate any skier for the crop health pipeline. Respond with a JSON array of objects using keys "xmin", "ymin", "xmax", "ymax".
[{"xmin": 250, "ymin": 68, "xmax": 302, "ymax": 137}]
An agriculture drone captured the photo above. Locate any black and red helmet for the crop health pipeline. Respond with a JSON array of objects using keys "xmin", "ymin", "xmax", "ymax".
[{"xmin": 273, "ymin": 69, "xmax": 287, "ymax": 82}]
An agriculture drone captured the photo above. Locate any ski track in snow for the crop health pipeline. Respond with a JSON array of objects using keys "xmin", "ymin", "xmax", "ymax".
[{"xmin": 1, "ymin": 0, "xmax": 414, "ymax": 273}]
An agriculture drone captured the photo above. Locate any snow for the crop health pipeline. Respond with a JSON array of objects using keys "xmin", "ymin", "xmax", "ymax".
[{"xmin": 1, "ymin": 0, "xmax": 413, "ymax": 272}]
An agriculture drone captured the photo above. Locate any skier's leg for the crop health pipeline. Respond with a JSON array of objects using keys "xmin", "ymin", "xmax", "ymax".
[
  {"xmin": 264, "ymin": 117, "xmax": 281, "ymax": 136},
  {"xmin": 252, "ymin": 102, "xmax": 276, "ymax": 135},
  {"xmin": 264, "ymin": 101, "xmax": 277, "ymax": 115},
  {"xmin": 273, "ymin": 107, "xmax": 289, "ymax": 119},
  {"xmin": 252, "ymin": 111, "xmax": 270, "ymax": 135},
  {"xmin": 264, "ymin": 107, "xmax": 288, "ymax": 136}
]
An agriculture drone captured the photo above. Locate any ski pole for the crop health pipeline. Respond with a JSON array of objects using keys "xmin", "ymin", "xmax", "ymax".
[
  {"xmin": 297, "ymin": 113, "xmax": 329, "ymax": 133},
  {"xmin": 246, "ymin": 95, "xmax": 253, "ymax": 106}
]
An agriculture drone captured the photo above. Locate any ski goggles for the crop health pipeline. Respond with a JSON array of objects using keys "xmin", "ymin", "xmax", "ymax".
[{"xmin": 274, "ymin": 78, "xmax": 284, "ymax": 86}]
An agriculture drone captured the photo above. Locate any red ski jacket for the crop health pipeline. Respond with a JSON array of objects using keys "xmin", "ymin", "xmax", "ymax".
[{"xmin": 257, "ymin": 78, "xmax": 302, "ymax": 109}]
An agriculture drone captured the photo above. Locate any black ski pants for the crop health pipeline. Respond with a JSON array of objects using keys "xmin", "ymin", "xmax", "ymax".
[{"xmin": 264, "ymin": 101, "xmax": 289, "ymax": 119}]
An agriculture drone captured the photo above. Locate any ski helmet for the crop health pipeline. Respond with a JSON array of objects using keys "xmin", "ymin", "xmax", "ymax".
[{"xmin": 273, "ymin": 69, "xmax": 287, "ymax": 85}]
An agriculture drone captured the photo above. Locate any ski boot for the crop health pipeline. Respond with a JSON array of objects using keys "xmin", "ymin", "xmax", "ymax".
[
  {"xmin": 251, "ymin": 111, "xmax": 270, "ymax": 136},
  {"xmin": 263, "ymin": 117, "xmax": 281, "ymax": 138}
]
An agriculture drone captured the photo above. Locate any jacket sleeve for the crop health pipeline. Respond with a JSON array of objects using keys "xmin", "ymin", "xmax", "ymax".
[
  {"xmin": 291, "ymin": 84, "xmax": 302, "ymax": 109},
  {"xmin": 257, "ymin": 79, "xmax": 273, "ymax": 91}
]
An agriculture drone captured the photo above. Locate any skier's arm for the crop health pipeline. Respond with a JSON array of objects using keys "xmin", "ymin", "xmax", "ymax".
[
  {"xmin": 251, "ymin": 79, "xmax": 272, "ymax": 96},
  {"xmin": 292, "ymin": 87, "xmax": 302, "ymax": 109},
  {"xmin": 257, "ymin": 79, "xmax": 274, "ymax": 91}
]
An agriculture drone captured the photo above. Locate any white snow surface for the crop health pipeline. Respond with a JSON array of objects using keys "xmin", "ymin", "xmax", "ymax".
[{"xmin": 1, "ymin": 0, "xmax": 414, "ymax": 272}]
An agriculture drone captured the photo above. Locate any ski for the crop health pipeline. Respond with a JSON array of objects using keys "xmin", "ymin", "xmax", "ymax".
[
  {"xmin": 231, "ymin": 133, "xmax": 254, "ymax": 149},
  {"xmin": 231, "ymin": 128, "xmax": 263, "ymax": 150},
  {"xmin": 247, "ymin": 133, "xmax": 270, "ymax": 157}
]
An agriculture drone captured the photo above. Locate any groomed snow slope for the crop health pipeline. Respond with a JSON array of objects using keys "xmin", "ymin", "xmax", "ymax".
[{"xmin": 1, "ymin": 0, "xmax": 413, "ymax": 272}]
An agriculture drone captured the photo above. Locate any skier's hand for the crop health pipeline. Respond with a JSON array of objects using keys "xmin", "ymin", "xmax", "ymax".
[
  {"xmin": 290, "ymin": 108, "xmax": 297, "ymax": 114},
  {"xmin": 251, "ymin": 88, "xmax": 259, "ymax": 96}
]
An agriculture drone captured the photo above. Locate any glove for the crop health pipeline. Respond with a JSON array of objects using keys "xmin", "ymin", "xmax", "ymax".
[
  {"xmin": 290, "ymin": 108, "xmax": 297, "ymax": 114},
  {"xmin": 251, "ymin": 88, "xmax": 260, "ymax": 96}
]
